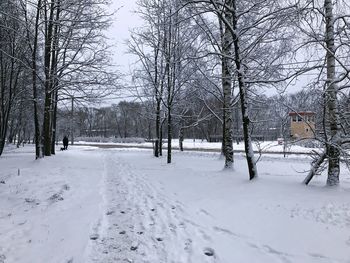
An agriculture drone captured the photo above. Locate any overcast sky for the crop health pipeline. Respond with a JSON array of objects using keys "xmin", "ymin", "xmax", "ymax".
[
  {"xmin": 107, "ymin": 0, "xmax": 141, "ymax": 79},
  {"xmin": 105, "ymin": 0, "xmax": 306, "ymax": 101}
]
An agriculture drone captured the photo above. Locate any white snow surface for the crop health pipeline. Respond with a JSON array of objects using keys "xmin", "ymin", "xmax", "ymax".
[
  {"xmin": 75, "ymin": 139, "xmax": 319, "ymax": 154},
  {"xmin": 0, "ymin": 145, "xmax": 350, "ymax": 263}
]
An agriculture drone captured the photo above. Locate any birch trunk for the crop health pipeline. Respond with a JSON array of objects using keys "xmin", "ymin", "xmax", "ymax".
[
  {"xmin": 167, "ymin": 108, "xmax": 172, "ymax": 163},
  {"xmin": 51, "ymin": 90, "xmax": 58, "ymax": 154},
  {"xmin": 232, "ymin": 0, "xmax": 257, "ymax": 179},
  {"xmin": 324, "ymin": 0, "xmax": 340, "ymax": 186},
  {"xmin": 222, "ymin": 2, "xmax": 233, "ymax": 168},
  {"xmin": 304, "ymin": 152, "xmax": 327, "ymax": 185}
]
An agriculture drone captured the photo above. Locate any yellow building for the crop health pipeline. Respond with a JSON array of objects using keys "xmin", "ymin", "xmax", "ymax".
[{"xmin": 289, "ymin": 112, "xmax": 316, "ymax": 139}]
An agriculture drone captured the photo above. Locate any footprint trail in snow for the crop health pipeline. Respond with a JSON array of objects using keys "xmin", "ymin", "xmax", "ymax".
[{"xmin": 88, "ymin": 152, "xmax": 217, "ymax": 263}]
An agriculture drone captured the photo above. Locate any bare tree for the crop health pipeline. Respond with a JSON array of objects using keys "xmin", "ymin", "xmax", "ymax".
[
  {"xmin": 0, "ymin": 0, "xmax": 29, "ymax": 156},
  {"xmin": 22, "ymin": 0, "xmax": 44, "ymax": 159},
  {"xmin": 184, "ymin": 0, "xmax": 300, "ymax": 179},
  {"xmin": 129, "ymin": 0, "xmax": 169, "ymax": 157},
  {"xmin": 300, "ymin": 0, "xmax": 350, "ymax": 186}
]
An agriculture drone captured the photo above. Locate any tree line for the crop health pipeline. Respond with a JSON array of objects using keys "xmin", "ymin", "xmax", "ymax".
[{"xmin": 62, "ymin": 89, "xmax": 324, "ymax": 145}]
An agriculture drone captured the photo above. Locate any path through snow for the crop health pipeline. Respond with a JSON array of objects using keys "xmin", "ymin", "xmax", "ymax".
[{"xmin": 88, "ymin": 152, "xmax": 217, "ymax": 263}]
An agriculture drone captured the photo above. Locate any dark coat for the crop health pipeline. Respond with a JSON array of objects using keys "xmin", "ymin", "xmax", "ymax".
[{"xmin": 63, "ymin": 136, "xmax": 69, "ymax": 146}]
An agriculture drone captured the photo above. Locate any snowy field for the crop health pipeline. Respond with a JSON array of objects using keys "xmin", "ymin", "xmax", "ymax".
[
  {"xmin": 0, "ymin": 145, "xmax": 350, "ymax": 263},
  {"xmin": 75, "ymin": 139, "xmax": 319, "ymax": 154}
]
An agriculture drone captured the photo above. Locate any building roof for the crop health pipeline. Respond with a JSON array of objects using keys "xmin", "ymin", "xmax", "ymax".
[{"xmin": 288, "ymin": 111, "xmax": 315, "ymax": 116}]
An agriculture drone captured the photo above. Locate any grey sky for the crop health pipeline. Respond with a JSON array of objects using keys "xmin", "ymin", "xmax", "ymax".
[
  {"xmin": 108, "ymin": 0, "xmax": 140, "ymax": 78},
  {"xmin": 106, "ymin": 0, "xmax": 306, "ymax": 100}
]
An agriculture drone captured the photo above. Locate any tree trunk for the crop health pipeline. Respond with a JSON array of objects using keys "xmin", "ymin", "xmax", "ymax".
[
  {"xmin": 0, "ymin": 100, "xmax": 10, "ymax": 157},
  {"xmin": 324, "ymin": 0, "xmax": 340, "ymax": 186},
  {"xmin": 70, "ymin": 97, "xmax": 74, "ymax": 145},
  {"xmin": 0, "ymin": 51, "xmax": 11, "ymax": 156},
  {"xmin": 43, "ymin": 92, "xmax": 52, "ymax": 155},
  {"xmin": 43, "ymin": 0, "xmax": 56, "ymax": 156},
  {"xmin": 221, "ymin": 101, "xmax": 226, "ymax": 157},
  {"xmin": 304, "ymin": 152, "xmax": 327, "ymax": 185},
  {"xmin": 179, "ymin": 126, "xmax": 184, "ymax": 152},
  {"xmin": 51, "ymin": 90, "xmax": 58, "ymax": 154},
  {"xmin": 160, "ymin": 117, "xmax": 164, "ymax": 156},
  {"xmin": 32, "ymin": 0, "xmax": 43, "ymax": 159},
  {"xmin": 221, "ymin": 5, "xmax": 233, "ymax": 168},
  {"xmin": 231, "ymin": 0, "xmax": 257, "ymax": 180},
  {"xmin": 0, "ymin": 139, "xmax": 5, "ymax": 156},
  {"xmin": 167, "ymin": 108, "xmax": 172, "ymax": 164},
  {"xmin": 16, "ymin": 104, "xmax": 23, "ymax": 148},
  {"xmin": 51, "ymin": 0, "xmax": 60, "ymax": 155},
  {"xmin": 155, "ymin": 99, "xmax": 161, "ymax": 157}
]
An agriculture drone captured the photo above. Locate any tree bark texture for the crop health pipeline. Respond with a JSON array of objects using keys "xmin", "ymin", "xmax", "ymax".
[
  {"xmin": 222, "ymin": 4, "xmax": 234, "ymax": 168},
  {"xmin": 231, "ymin": 0, "xmax": 258, "ymax": 179},
  {"xmin": 32, "ymin": 0, "xmax": 43, "ymax": 159},
  {"xmin": 179, "ymin": 126, "xmax": 184, "ymax": 152},
  {"xmin": 42, "ymin": 0, "xmax": 56, "ymax": 156},
  {"xmin": 155, "ymin": 100, "xmax": 161, "ymax": 157},
  {"xmin": 167, "ymin": 109, "xmax": 172, "ymax": 163},
  {"xmin": 324, "ymin": 0, "xmax": 340, "ymax": 186}
]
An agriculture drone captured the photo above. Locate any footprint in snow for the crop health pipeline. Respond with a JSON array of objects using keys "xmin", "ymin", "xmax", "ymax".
[
  {"xmin": 25, "ymin": 198, "xmax": 40, "ymax": 205},
  {"xmin": 89, "ymin": 234, "xmax": 99, "ymax": 240},
  {"xmin": 48, "ymin": 193, "xmax": 64, "ymax": 202},
  {"xmin": 18, "ymin": 220, "xmax": 27, "ymax": 226},
  {"xmin": 130, "ymin": 241, "xmax": 139, "ymax": 251},
  {"xmin": 198, "ymin": 209, "xmax": 212, "ymax": 217},
  {"xmin": 203, "ymin": 247, "xmax": 215, "ymax": 257},
  {"xmin": 184, "ymin": 239, "xmax": 192, "ymax": 251}
]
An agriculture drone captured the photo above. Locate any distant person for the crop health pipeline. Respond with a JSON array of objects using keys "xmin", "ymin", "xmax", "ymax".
[{"xmin": 63, "ymin": 136, "xmax": 69, "ymax": 150}]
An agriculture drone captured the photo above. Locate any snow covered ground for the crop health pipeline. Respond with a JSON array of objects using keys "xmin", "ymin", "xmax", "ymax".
[
  {"xmin": 75, "ymin": 139, "xmax": 319, "ymax": 154},
  {"xmin": 1, "ymin": 145, "xmax": 349, "ymax": 263}
]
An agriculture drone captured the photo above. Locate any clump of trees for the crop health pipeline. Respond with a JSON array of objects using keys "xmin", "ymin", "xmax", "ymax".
[
  {"xmin": 0, "ymin": 0, "xmax": 119, "ymax": 158},
  {"xmin": 126, "ymin": 0, "xmax": 350, "ymax": 185}
]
